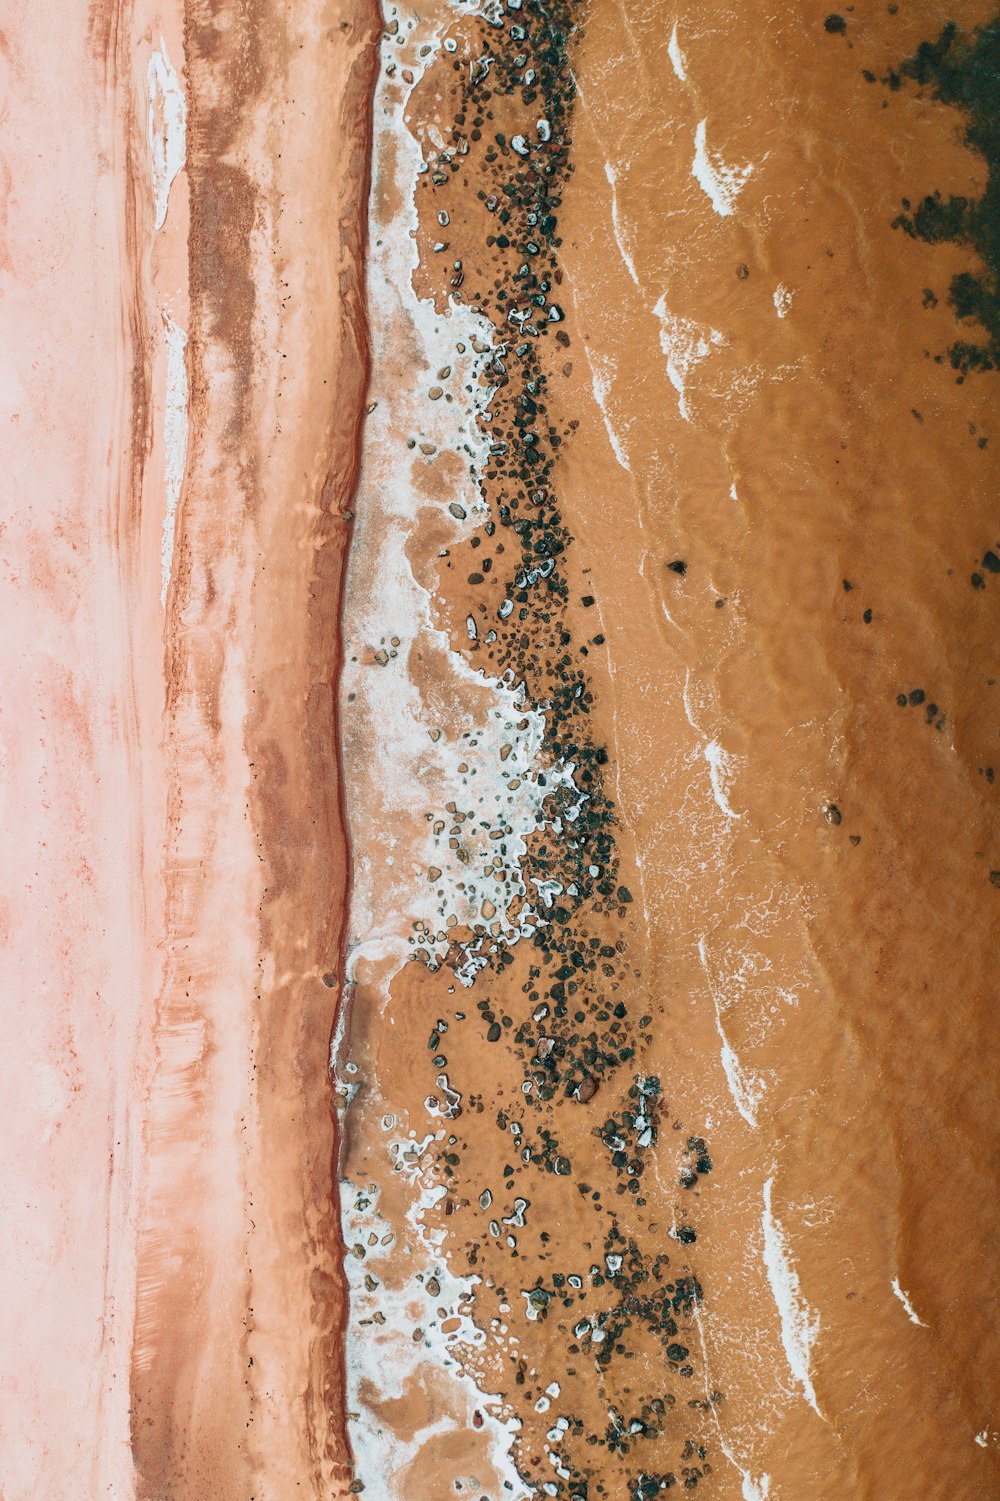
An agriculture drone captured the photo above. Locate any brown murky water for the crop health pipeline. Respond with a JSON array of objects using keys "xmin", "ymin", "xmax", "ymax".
[{"xmin": 338, "ymin": 1, "xmax": 1000, "ymax": 1498}]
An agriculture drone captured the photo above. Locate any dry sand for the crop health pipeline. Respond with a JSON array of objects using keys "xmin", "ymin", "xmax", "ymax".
[{"xmin": 1, "ymin": 2, "xmax": 375, "ymax": 1498}]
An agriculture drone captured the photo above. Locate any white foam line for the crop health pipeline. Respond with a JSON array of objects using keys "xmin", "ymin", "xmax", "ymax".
[
  {"xmin": 692, "ymin": 118, "xmax": 753, "ymax": 218},
  {"xmin": 682, "ymin": 676, "xmax": 744, "ymax": 823},
  {"xmin": 159, "ymin": 308, "xmax": 188, "ymax": 607},
  {"xmin": 697, "ymin": 935, "xmax": 763, "ymax": 1128},
  {"xmin": 714, "ymin": 1009, "xmax": 759, "ymax": 1129},
  {"xmin": 604, "ymin": 163, "xmax": 640, "ymax": 289},
  {"xmin": 652, "ymin": 293, "xmax": 724, "ymax": 422},
  {"xmin": 681, "ymin": 668, "xmax": 701, "ymax": 736},
  {"xmin": 773, "ymin": 284, "xmax": 793, "ymax": 318},
  {"xmin": 341, "ymin": 1176, "xmax": 532, "ymax": 1501},
  {"xmin": 586, "ymin": 352, "xmax": 630, "ymax": 472},
  {"xmin": 147, "ymin": 38, "xmax": 186, "ymax": 232},
  {"xmin": 761, "ymin": 1177, "xmax": 823, "ymax": 1418},
  {"xmin": 693, "ymin": 1310, "xmax": 770, "ymax": 1500},
  {"xmin": 891, "ymin": 1277, "xmax": 929, "ymax": 1328},
  {"xmin": 668, "ymin": 21, "xmax": 688, "ymax": 82},
  {"xmin": 704, "ymin": 739, "xmax": 741, "ymax": 820}
]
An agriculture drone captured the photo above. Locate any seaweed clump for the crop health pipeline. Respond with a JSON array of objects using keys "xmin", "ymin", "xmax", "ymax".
[{"xmin": 887, "ymin": 18, "xmax": 1000, "ymax": 374}]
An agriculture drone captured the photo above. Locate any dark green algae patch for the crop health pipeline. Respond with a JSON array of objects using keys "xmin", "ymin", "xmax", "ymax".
[
  {"xmin": 878, "ymin": 17, "xmax": 1000, "ymax": 894},
  {"xmin": 884, "ymin": 16, "xmax": 1000, "ymax": 375},
  {"xmin": 405, "ymin": 0, "xmax": 718, "ymax": 1494}
]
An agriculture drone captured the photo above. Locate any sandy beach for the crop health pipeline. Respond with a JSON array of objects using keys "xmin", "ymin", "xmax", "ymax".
[
  {"xmin": 1, "ymin": 1, "xmax": 997, "ymax": 1498},
  {"xmin": 1, "ymin": 2, "xmax": 375, "ymax": 1497}
]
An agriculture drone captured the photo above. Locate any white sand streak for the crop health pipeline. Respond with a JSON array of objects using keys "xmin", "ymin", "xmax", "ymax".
[
  {"xmin": 159, "ymin": 309, "xmax": 188, "ymax": 606},
  {"xmin": 147, "ymin": 39, "xmax": 186, "ymax": 232},
  {"xmin": 761, "ymin": 1177, "xmax": 823, "ymax": 1417},
  {"xmin": 692, "ymin": 119, "xmax": 753, "ymax": 217}
]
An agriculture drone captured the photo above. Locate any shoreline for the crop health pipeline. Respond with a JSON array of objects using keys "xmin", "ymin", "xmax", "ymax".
[
  {"xmin": 1, "ymin": 1, "xmax": 998, "ymax": 1498},
  {"xmin": 0, "ymin": 1, "xmax": 380, "ymax": 1497},
  {"xmin": 130, "ymin": 3, "xmax": 381, "ymax": 1497}
]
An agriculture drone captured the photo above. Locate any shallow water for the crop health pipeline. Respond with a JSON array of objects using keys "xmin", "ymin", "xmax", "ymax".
[{"xmin": 339, "ymin": 1, "xmax": 1000, "ymax": 1496}]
